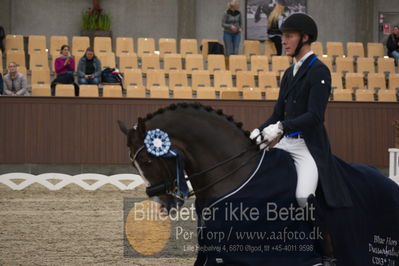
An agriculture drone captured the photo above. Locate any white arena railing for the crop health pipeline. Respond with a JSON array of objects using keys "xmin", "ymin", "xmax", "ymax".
[{"xmin": 0, "ymin": 173, "xmax": 144, "ymax": 191}]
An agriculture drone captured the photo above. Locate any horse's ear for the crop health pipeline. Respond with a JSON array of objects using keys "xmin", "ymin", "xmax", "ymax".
[
  {"xmin": 137, "ymin": 117, "xmax": 146, "ymax": 137},
  {"xmin": 117, "ymin": 120, "xmax": 129, "ymax": 135}
]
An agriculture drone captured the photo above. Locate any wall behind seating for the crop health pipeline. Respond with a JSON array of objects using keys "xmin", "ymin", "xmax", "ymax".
[
  {"xmin": 0, "ymin": 0, "xmax": 178, "ymax": 47},
  {"xmin": 1, "ymin": 0, "xmax": 399, "ymax": 48},
  {"xmin": 373, "ymin": 0, "xmax": 399, "ymax": 43}
]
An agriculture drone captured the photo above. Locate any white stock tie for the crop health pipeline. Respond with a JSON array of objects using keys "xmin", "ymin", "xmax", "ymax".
[{"xmin": 293, "ymin": 62, "xmax": 300, "ymax": 76}]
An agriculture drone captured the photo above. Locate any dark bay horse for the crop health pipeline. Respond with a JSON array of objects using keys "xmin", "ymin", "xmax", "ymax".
[{"xmin": 119, "ymin": 103, "xmax": 399, "ymax": 266}]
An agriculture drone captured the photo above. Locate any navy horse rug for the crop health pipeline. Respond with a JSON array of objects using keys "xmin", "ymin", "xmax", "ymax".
[{"xmin": 194, "ymin": 148, "xmax": 399, "ymax": 266}]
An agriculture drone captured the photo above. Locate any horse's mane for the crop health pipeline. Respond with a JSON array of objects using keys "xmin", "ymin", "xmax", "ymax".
[{"xmin": 142, "ymin": 102, "xmax": 251, "ymax": 137}]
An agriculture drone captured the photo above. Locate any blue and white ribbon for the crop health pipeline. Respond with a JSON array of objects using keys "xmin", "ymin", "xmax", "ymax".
[
  {"xmin": 144, "ymin": 129, "xmax": 172, "ymax": 157},
  {"xmin": 144, "ymin": 129, "xmax": 189, "ymax": 199}
]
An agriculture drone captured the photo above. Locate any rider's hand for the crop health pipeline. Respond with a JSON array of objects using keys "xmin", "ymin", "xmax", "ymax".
[
  {"xmin": 261, "ymin": 122, "xmax": 283, "ymax": 142},
  {"xmin": 250, "ymin": 128, "xmax": 267, "ymax": 150}
]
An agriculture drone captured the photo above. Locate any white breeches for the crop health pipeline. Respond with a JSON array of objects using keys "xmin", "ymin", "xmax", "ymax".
[{"xmin": 274, "ymin": 136, "xmax": 319, "ymax": 207}]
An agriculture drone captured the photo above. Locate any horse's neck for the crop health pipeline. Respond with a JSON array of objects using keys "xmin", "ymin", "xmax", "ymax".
[{"xmin": 147, "ymin": 108, "xmax": 260, "ymax": 199}]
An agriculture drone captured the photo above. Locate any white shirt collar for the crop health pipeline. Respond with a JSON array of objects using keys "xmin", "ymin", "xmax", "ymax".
[{"xmin": 295, "ymin": 51, "xmax": 314, "ymax": 67}]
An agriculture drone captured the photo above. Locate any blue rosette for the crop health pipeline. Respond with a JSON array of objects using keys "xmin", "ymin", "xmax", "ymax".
[{"xmin": 144, "ymin": 129, "xmax": 171, "ymax": 157}]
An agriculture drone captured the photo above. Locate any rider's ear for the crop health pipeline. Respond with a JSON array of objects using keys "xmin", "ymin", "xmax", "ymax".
[{"xmin": 137, "ymin": 117, "xmax": 146, "ymax": 137}]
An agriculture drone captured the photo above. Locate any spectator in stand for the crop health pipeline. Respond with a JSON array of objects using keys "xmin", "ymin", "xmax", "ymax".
[
  {"xmin": 51, "ymin": 44, "xmax": 79, "ymax": 96},
  {"xmin": 222, "ymin": 0, "xmax": 242, "ymax": 56},
  {"xmin": 3, "ymin": 62, "xmax": 29, "ymax": 96},
  {"xmin": 77, "ymin": 47, "xmax": 101, "ymax": 85},
  {"xmin": 386, "ymin": 25, "xmax": 399, "ymax": 66},
  {"xmin": 267, "ymin": 2, "xmax": 285, "ymax": 55}
]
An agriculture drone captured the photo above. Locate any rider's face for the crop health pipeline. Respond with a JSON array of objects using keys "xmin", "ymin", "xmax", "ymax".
[{"xmin": 282, "ymin": 31, "xmax": 301, "ymax": 56}]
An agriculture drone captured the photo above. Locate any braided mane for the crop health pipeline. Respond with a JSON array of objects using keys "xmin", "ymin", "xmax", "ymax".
[{"xmin": 142, "ymin": 102, "xmax": 250, "ymax": 136}]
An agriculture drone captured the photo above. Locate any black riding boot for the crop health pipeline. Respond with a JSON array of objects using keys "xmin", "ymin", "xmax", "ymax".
[{"xmin": 307, "ymin": 195, "xmax": 337, "ymax": 266}]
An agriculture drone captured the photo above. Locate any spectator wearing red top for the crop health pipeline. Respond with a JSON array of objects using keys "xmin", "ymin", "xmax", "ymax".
[{"xmin": 51, "ymin": 45, "xmax": 79, "ymax": 96}]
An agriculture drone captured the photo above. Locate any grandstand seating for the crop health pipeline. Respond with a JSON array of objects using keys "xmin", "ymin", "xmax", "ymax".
[
  {"xmin": 173, "ymin": 86, "xmax": 193, "ymax": 99},
  {"xmin": 272, "ymin": 56, "xmax": 290, "ymax": 73},
  {"xmin": 319, "ymin": 56, "xmax": 333, "ymax": 72},
  {"xmin": 335, "ymin": 57, "xmax": 354, "ymax": 74},
  {"xmin": 258, "ymin": 72, "xmax": 278, "ymax": 89},
  {"xmin": 138, "ymin": 37, "xmax": 155, "ymax": 56},
  {"xmin": 357, "ymin": 57, "xmax": 375, "ymax": 74},
  {"xmin": 159, "ymin": 38, "xmax": 177, "ymax": 57},
  {"xmin": 355, "ymin": 89, "xmax": 375, "ymax": 102},
  {"xmin": 229, "ymin": 55, "xmax": 247, "ymax": 73},
  {"xmin": 31, "ymin": 84, "xmax": 51, "ymax": 96},
  {"xmin": 28, "ymin": 35, "xmax": 47, "ymax": 54},
  {"xmin": 55, "ymin": 84, "xmax": 75, "ymax": 96},
  {"xmin": 207, "ymin": 54, "xmax": 226, "ymax": 73},
  {"xmin": 149, "ymin": 86, "xmax": 169, "ymax": 98},
  {"xmin": 251, "ymin": 56, "xmax": 269, "ymax": 74},
  {"xmin": 30, "ymin": 53, "xmax": 49, "ymax": 70},
  {"xmin": 214, "ymin": 70, "xmax": 233, "ymax": 91},
  {"xmin": 31, "ymin": 68, "xmax": 50, "ymax": 85},
  {"xmin": 116, "ymin": 37, "xmax": 134, "ymax": 57},
  {"xmin": 119, "ymin": 54, "xmax": 138, "ymax": 72},
  {"xmin": 169, "ymin": 70, "xmax": 188, "ymax": 91},
  {"xmin": 236, "ymin": 71, "xmax": 255, "ymax": 90},
  {"xmin": 94, "ymin": 37, "xmax": 112, "ymax": 55},
  {"xmin": 265, "ymin": 88, "xmax": 280, "ymax": 100},
  {"xmin": 163, "ymin": 53, "xmax": 182, "ymax": 73},
  {"xmin": 72, "ymin": 36, "xmax": 90, "ymax": 58},
  {"xmin": 196, "ymin": 87, "xmax": 216, "ymax": 99},
  {"xmin": 124, "ymin": 69, "xmax": 144, "ymax": 88},
  {"xmin": 1, "ymin": 35, "xmax": 397, "ymax": 102},
  {"xmin": 180, "ymin": 39, "xmax": 198, "ymax": 57},
  {"xmin": 103, "ymin": 85, "xmax": 122, "ymax": 97},
  {"xmin": 347, "ymin": 42, "xmax": 364, "ymax": 58},
  {"xmin": 185, "ymin": 54, "xmax": 204, "ymax": 73},
  {"xmin": 141, "ymin": 53, "xmax": 160, "ymax": 73},
  {"xmin": 333, "ymin": 89, "xmax": 353, "ymax": 101},
  {"xmin": 79, "ymin": 85, "xmax": 99, "ymax": 97},
  {"xmin": 326, "ymin": 42, "xmax": 344, "ymax": 58},
  {"xmin": 243, "ymin": 40, "xmax": 261, "ymax": 58},
  {"xmin": 367, "ymin": 43, "xmax": 384, "ymax": 59},
  {"xmin": 50, "ymin": 36, "xmax": 68, "ymax": 57},
  {"xmin": 5, "ymin": 35, "xmax": 24, "ymax": 52},
  {"xmin": 311, "ymin": 42, "xmax": 323, "ymax": 56},
  {"xmin": 126, "ymin": 86, "xmax": 146, "ymax": 98},
  {"xmin": 346, "ymin": 73, "xmax": 365, "ymax": 90},
  {"xmin": 6, "ymin": 50, "xmax": 26, "ymax": 69},
  {"xmin": 220, "ymin": 90, "xmax": 240, "ymax": 99},
  {"xmin": 97, "ymin": 53, "xmax": 116, "ymax": 69},
  {"xmin": 191, "ymin": 70, "xmax": 211, "ymax": 90},
  {"xmin": 146, "ymin": 70, "xmax": 166, "ymax": 87},
  {"xmin": 243, "ymin": 89, "xmax": 263, "ymax": 100},
  {"xmin": 264, "ymin": 40, "xmax": 277, "ymax": 56}
]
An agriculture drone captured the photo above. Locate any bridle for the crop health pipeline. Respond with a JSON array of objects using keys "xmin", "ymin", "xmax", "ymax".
[{"xmin": 129, "ymin": 131, "xmax": 267, "ymax": 203}]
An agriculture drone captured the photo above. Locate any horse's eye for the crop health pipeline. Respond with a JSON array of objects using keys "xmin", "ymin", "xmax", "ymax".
[{"xmin": 144, "ymin": 160, "xmax": 152, "ymax": 166}]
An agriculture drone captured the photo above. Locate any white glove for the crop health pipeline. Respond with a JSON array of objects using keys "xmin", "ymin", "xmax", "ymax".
[
  {"xmin": 250, "ymin": 128, "xmax": 267, "ymax": 150},
  {"xmin": 250, "ymin": 128, "xmax": 260, "ymax": 141},
  {"xmin": 261, "ymin": 122, "xmax": 283, "ymax": 142}
]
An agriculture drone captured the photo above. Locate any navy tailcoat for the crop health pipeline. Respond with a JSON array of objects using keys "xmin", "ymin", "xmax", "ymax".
[{"xmin": 260, "ymin": 54, "xmax": 352, "ymax": 208}]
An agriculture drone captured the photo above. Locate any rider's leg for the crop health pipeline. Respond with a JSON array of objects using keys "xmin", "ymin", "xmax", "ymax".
[{"xmin": 274, "ymin": 137, "xmax": 319, "ymax": 207}]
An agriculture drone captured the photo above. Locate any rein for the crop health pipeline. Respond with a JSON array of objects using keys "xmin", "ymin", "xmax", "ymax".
[{"xmin": 130, "ymin": 131, "xmax": 270, "ymax": 199}]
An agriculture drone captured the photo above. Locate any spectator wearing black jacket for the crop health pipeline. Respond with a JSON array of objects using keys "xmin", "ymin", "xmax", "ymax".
[{"xmin": 386, "ymin": 25, "xmax": 399, "ymax": 66}]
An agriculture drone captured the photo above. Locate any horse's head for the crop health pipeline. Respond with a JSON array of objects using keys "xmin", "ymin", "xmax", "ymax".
[{"xmin": 118, "ymin": 119, "xmax": 186, "ymax": 212}]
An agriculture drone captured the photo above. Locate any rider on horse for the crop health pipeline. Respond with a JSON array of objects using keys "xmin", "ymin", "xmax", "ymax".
[{"xmin": 251, "ymin": 13, "xmax": 353, "ymax": 263}]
